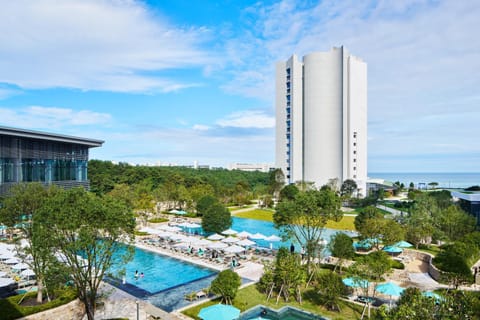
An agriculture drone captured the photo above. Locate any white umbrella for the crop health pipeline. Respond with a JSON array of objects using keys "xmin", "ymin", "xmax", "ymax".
[
  {"xmin": 249, "ymin": 233, "xmax": 267, "ymax": 240},
  {"xmin": 222, "ymin": 237, "xmax": 240, "ymax": 243},
  {"xmin": 0, "ymin": 243, "xmax": 15, "ymax": 251},
  {"xmin": 169, "ymin": 234, "xmax": 188, "ymax": 241},
  {"xmin": 265, "ymin": 235, "xmax": 281, "ymax": 242},
  {"xmin": 0, "ymin": 252, "xmax": 15, "ymax": 260},
  {"xmin": 194, "ymin": 239, "xmax": 212, "ymax": 246},
  {"xmin": 157, "ymin": 225, "xmax": 182, "ymax": 232},
  {"xmin": 237, "ymin": 239, "xmax": 256, "ymax": 246},
  {"xmin": 236, "ymin": 231, "xmax": 252, "ymax": 238},
  {"xmin": 222, "ymin": 228, "xmax": 238, "ymax": 235},
  {"xmin": 174, "ymin": 242, "xmax": 190, "ymax": 249},
  {"xmin": 224, "ymin": 245, "xmax": 245, "ymax": 254},
  {"xmin": 0, "ymin": 278, "xmax": 15, "ymax": 287},
  {"xmin": 12, "ymin": 263, "xmax": 29, "ymax": 270},
  {"xmin": 0, "ymin": 271, "xmax": 7, "ymax": 277},
  {"xmin": 5, "ymin": 257, "xmax": 20, "ymax": 264},
  {"xmin": 207, "ymin": 233, "xmax": 225, "ymax": 240},
  {"xmin": 21, "ymin": 269, "xmax": 35, "ymax": 278},
  {"xmin": 207, "ymin": 242, "xmax": 228, "ymax": 249}
]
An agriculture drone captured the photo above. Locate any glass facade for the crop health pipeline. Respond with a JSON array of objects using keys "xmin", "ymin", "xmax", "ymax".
[{"xmin": 0, "ymin": 134, "xmax": 92, "ymax": 193}]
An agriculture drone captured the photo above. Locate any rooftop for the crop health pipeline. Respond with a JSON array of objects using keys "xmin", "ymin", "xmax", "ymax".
[{"xmin": 0, "ymin": 125, "xmax": 104, "ymax": 147}]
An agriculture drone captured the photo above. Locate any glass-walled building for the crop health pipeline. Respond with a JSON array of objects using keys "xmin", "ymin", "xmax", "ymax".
[{"xmin": 0, "ymin": 126, "xmax": 103, "ymax": 195}]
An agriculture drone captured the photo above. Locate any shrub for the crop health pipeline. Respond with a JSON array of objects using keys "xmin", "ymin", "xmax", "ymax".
[
  {"xmin": 0, "ymin": 288, "xmax": 77, "ymax": 320},
  {"xmin": 147, "ymin": 217, "xmax": 168, "ymax": 223},
  {"xmin": 390, "ymin": 259, "xmax": 405, "ymax": 269}
]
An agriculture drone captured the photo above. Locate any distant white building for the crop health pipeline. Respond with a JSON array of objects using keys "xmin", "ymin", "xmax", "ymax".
[
  {"xmin": 275, "ymin": 46, "xmax": 367, "ymax": 194},
  {"xmin": 228, "ymin": 163, "xmax": 273, "ymax": 173}
]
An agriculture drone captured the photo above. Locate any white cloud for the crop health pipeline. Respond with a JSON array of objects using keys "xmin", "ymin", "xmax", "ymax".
[
  {"xmin": 216, "ymin": 110, "xmax": 275, "ymax": 128},
  {"xmin": 0, "ymin": 106, "xmax": 111, "ymax": 129},
  {"xmin": 0, "ymin": 0, "xmax": 213, "ymax": 93},
  {"xmin": 193, "ymin": 124, "xmax": 210, "ymax": 131}
]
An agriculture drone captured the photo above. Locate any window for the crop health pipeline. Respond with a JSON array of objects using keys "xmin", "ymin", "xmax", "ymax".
[
  {"xmin": 353, "ymin": 167, "xmax": 357, "ymax": 171},
  {"xmin": 353, "ymin": 142, "xmax": 356, "ymax": 146},
  {"xmin": 353, "ymin": 151, "xmax": 357, "ymax": 154},
  {"xmin": 353, "ymin": 159, "xmax": 356, "ymax": 162}
]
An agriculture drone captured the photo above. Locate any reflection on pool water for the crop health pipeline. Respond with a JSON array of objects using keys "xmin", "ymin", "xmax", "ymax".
[
  {"xmin": 239, "ymin": 305, "xmax": 327, "ymax": 320},
  {"xmin": 108, "ymin": 245, "xmax": 216, "ymax": 294}
]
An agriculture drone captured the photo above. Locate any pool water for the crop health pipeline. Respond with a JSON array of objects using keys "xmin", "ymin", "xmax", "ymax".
[
  {"xmin": 239, "ymin": 305, "xmax": 327, "ymax": 320},
  {"xmin": 108, "ymin": 245, "xmax": 216, "ymax": 295}
]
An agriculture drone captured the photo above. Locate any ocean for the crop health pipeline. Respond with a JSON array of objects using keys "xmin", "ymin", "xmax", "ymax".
[{"xmin": 368, "ymin": 172, "xmax": 480, "ymax": 189}]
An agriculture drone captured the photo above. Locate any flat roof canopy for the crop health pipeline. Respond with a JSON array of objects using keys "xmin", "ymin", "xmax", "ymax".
[{"xmin": 0, "ymin": 126, "xmax": 104, "ymax": 148}]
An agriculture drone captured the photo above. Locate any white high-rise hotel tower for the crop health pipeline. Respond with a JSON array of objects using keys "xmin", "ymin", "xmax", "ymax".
[{"xmin": 275, "ymin": 46, "xmax": 367, "ymax": 195}]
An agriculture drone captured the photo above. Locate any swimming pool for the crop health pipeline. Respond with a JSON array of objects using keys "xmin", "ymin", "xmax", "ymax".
[
  {"xmin": 108, "ymin": 245, "xmax": 216, "ymax": 295},
  {"xmin": 239, "ymin": 305, "xmax": 327, "ymax": 320}
]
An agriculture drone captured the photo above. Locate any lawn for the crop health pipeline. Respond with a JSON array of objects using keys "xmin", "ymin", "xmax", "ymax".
[
  {"xmin": 234, "ymin": 209, "xmax": 356, "ymax": 231},
  {"xmin": 182, "ymin": 284, "xmax": 365, "ymax": 320}
]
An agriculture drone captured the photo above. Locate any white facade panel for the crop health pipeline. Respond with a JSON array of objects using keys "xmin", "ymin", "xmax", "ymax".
[{"xmin": 275, "ymin": 47, "xmax": 367, "ymax": 193}]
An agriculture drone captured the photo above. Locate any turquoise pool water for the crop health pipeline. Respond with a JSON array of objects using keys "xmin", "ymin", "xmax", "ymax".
[
  {"xmin": 109, "ymin": 245, "xmax": 216, "ymax": 295},
  {"xmin": 183, "ymin": 217, "xmax": 357, "ymax": 251}
]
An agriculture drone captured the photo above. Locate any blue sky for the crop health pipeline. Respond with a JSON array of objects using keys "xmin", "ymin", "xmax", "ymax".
[{"xmin": 0, "ymin": 0, "xmax": 479, "ymax": 173}]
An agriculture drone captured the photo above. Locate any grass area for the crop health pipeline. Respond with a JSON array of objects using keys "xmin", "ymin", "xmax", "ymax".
[
  {"xmin": 147, "ymin": 217, "xmax": 169, "ymax": 223},
  {"xmin": 182, "ymin": 284, "xmax": 365, "ymax": 320},
  {"xmin": 325, "ymin": 216, "xmax": 356, "ymax": 231},
  {"xmin": 234, "ymin": 209, "xmax": 275, "ymax": 221},
  {"xmin": 417, "ymin": 245, "xmax": 442, "ymax": 257},
  {"xmin": 228, "ymin": 204, "xmax": 256, "ymax": 211},
  {"xmin": 235, "ymin": 209, "xmax": 356, "ymax": 231}
]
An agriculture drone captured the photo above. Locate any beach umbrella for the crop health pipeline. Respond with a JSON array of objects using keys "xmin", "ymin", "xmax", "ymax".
[
  {"xmin": 21, "ymin": 269, "xmax": 35, "ymax": 278},
  {"xmin": 207, "ymin": 233, "xmax": 225, "ymax": 241},
  {"xmin": 222, "ymin": 228, "xmax": 238, "ymax": 235},
  {"xmin": 382, "ymin": 246, "xmax": 403, "ymax": 254},
  {"xmin": 265, "ymin": 235, "xmax": 281, "ymax": 242},
  {"xmin": 0, "ymin": 252, "xmax": 15, "ymax": 260},
  {"xmin": 249, "ymin": 233, "xmax": 267, "ymax": 240},
  {"xmin": 5, "ymin": 257, "xmax": 20, "ymax": 264},
  {"xmin": 0, "ymin": 271, "xmax": 7, "ymax": 277},
  {"xmin": 222, "ymin": 237, "xmax": 240, "ymax": 243},
  {"xmin": 376, "ymin": 282, "xmax": 405, "ymax": 306},
  {"xmin": 224, "ymin": 245, "xmax": 245, "ymax": 254},
  {"xmin": 423, "ymin": 291, "xmax": 444, "ymax": 303},
  {"xmin": 198, "ymin": 304, "xmax": 240, "ymax": 320},
  {"xmin": 169, "ymin": 234, "xmax": 188, "ymax": 242},
  {"xmin": 12, "ymin": 262, "xmax": 29, "ymax": 271},
  {"xmin": 193, "ymin": 239, "xmax": 212, "ymax": 247},
  {"xmin": 0, "ymin": 277, "xmax": 15, "ymax": 288},
  {"xmin": 169, "ymin": 209, "xmax": 179, "ymax": 214},
  {"xmin": 157, "ymin": 225, "xmax": 182, "ymax": 232},
  {"xmin": 394, "ymin": 240, "xmax": 413, "ymax": 248},
  {"xmin": 343, "ymin": 277, "xmax": 369, "ymax": 289},
  {"xmin": 236, "ymin": 231, "xmax": 252, "ymax": 238},
  {"xmin": 237, "ymin": 239, "xmax": 256, "ymax": 247},
  {"xmin": 207, "ymin": 242, "xmax": 228, "ymax": 249}
]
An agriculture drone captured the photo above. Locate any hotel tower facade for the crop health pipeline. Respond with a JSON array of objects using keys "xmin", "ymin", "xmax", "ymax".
[{"xmin": 275, "ymin": 46, "xmax": 367, "ymax": 195}]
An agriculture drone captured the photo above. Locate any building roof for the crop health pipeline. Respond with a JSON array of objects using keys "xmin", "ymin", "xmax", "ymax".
[
  {"xmin": 0, "ymin": 125, "xmax": 104, "ymax": 147},
  {"xmin": 451, "ymin": 190, "xmax": 480, "ymax": 202}
]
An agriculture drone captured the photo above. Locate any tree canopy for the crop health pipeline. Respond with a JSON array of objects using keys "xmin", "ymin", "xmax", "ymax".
[
  {"xmin": 210, "ymin": 269, "xmax": 241, "ymax": 305},
  {"xmin": 201, "ymin": 202, "xmax": 232, "ymax": 234}
]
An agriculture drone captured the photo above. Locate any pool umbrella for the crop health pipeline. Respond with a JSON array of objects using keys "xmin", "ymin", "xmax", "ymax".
[
  {"xmin": 207, "ymin": 242, "xmax": 228, "ymax": 249},
  {"xmin": 249, "ymin": 233, "xmax": 267, "ymax": 240},
  {"xmin": 5, "ymin": 257, "xmax": 20, "ymax": 264},
  {"xmin": 0, "ymin": 252, "xmax": 15, "ymax": 260},
  {"xmin": 198, "ymin": 304, "xmax": 240, "ymax": 320},
  {"xmin": 342, "ymin": 277, "xmax": 369, "ymax": 289},
  {"xmin": 12, "ymin": 262, "xmax": 29, "ymax": 271},
  {"xmin": 236, "ymin": 231, "xmax": 252, "ymax": 238},
  {"xmin": 222, "ymin": 237, "xmax": 240, "ymax": 243},
  {"xmin": 21, "ymin": 269, "xmax": 35, "ymax": 279},
  {"xmin": 394, "ymin": 240, "xmax": 413, "ymax": 248},
  {"xmin": 0, "ymin": 271, "xmax": 7, "ymax": 277},
  {"xmin": 222, "ymin": 228, "xmax": 238, "ymax": 235},
  {"xmin": 423, "ymin": 291, "xmax": 444, "ymax": 303},
  {"xmin": 193, "ymin": 239, "xmax": 212, "ymax": 247},
  {"xmin": 224, "ymin": 245, "xmax": 245, "ymax": 254},
  {"xmin": 207, "ymin": 233, "xmax": 225, "ymax": 240},
  {"xmin": 169, "ymin": 209, "xmax": 179, "ymax": 214},
  {"xmin": 0, "ymin": 278, "xmax": 15, "ymax": 288},
  {"xmin": 265, "ymin": 235, "xmax": 281, "ymax": 242},
  {"xmin": 376, "ymin": 282, "xmax": 405, "ymax": 306},
  {"xmin": 382, "ymin": 246, "xmax": 403, "ymax": 254},
  {"xmin": 237, "ymin": 239, "xmax": 256, "ymax": 247},
  {"xmin": 176, "ymin": 210, "xmax": 188, "ymax": 215}
]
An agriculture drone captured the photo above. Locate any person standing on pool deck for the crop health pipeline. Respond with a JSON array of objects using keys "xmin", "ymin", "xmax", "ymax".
[{"xmin": 290, "ymin": 243, "xmax": 295, "ymax": 254}]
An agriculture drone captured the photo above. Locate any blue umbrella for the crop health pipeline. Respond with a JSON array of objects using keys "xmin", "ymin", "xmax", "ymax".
[
  {"xmin": 198, "ymin": 304, "xmax": 240, "ymax": 320},
  {"xmin": 375, "ymin": 282, "xmax": 404, "ymax": 296},
  {"xmin": 382, "ymin": 245, "xmax": 403, "ymax": 253},
  {"xmin": 394, "ymin": 240, "xmax": 413, "ymax": 248},
  {"xmin": 423, "ymin": 291, "xmax": 444, "ymax": 303},
  {"xmin": 342, "ymin": 277, "xmax": 369, "ymax": 289},
  {"xmin": 176, "ymin": 210, "xmax": 187, "ymax": 215}
]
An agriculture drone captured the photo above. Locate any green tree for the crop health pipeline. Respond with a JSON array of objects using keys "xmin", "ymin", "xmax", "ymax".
[
  {"xmin": 315, "ymin": 271, "xmax": 348, "ymax": 311},
  {"xmin": 328, "ymin": 232, "xmax": 355, "ymax": 272},
  {"xmin": 268, "ymin": 168, "xmax": 285, "ymax": 199},
  {"xmin": 433, "ymin": 247, "xmax": 473, "ymax": 288},
  {"xmin": 0, "ymin": 183, "xmax": 58, "ymax": 303},
  {"xmin": 273, "ymin": 247, "xmax": 306, "ymax": 302},
  {"xmin": 437, "ymin": 205, "xmax": 475, "ymax": 241},
  {"xmin": 36, "ymin": 188, "xmax": 135, "ymax": 320},
  {"xmin": 275, "ymin": 188, "xmax": 342, "ymax": 272},
  {"xmin": 279, "ymin": 184, "xmax": 299, "ymax": 201},
  {"xmin": 196, "ymin": 195, "xmax": 218, "ymax": 216},
  {"xmin": 210, "ymin": 269, "xmax": 241, "ymax": 305},
  {"xmin": 201, "ymin": 203, "xmax": 231, "ymax": 234},
  {"xmin": 381, "ymin": 219, "xmax": 405, "ymax": 245},
  {"xmin": 340, "ymin": 179, "xmax": 358, "ymax": 198},
  {"xmin": 350, "ymin": 251, "xmax": 391, "ymax": 296}
]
